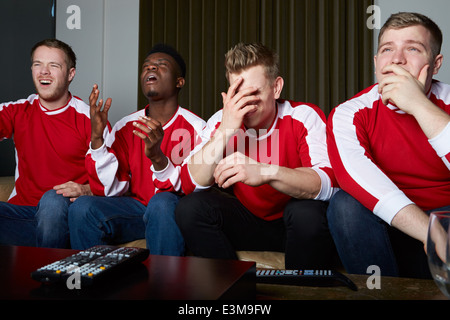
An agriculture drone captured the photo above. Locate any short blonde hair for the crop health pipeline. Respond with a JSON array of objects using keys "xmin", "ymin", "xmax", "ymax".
[{"xmin": 224, "ymin": 43, "xmax": 280, "ymax": 83}]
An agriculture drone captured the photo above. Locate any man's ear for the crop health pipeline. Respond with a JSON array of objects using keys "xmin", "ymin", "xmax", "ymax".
[
  {"xmin": 176, "ymin": 77, "xmax": 185, "ymax": 89},
  {"xmin": 68, "ymin": 68, "xmax": 76, "ymax": 83},
  {"xmin": 273, "ymin": 76, "xmax": 284, "ymax": 99},
  {"xmin": 374, "ymin": 55, "xmax": 378, "ymax": 74},
  {"xmin": 432, "ymin": 54, "xmax": 444, "ymax": 75}
]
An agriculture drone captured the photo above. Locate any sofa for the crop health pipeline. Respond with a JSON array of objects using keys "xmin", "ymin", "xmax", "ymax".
[
  {"xmin": 0, "ymin": 176, "xmax": 14, "ymax": 205},
  {"xmin": 0, "ymin": 176, "xmax": 285, "ymax": 269},
  {"xmin": 121, "ymin": 239, "xmax": 285, "ymax": 269}
]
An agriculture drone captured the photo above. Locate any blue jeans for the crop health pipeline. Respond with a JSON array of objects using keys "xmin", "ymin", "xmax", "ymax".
[
  {"xmin": 327, "ymin": 190, "xmax": 450, "ymax": 279},
  {"xmin": 68, "ymin": 193, "xmax": 185, "ymax": 255},
  {"xmin": 68, "ymin": 195, "xmax": 146, "ymax": 250},
  {"xmin": 0, "ymin": 189, "xmax": 72, "ymax": 248},
  {"xmin": 143, "ymin": 192, "xmax": 185, "ymax": 256}
]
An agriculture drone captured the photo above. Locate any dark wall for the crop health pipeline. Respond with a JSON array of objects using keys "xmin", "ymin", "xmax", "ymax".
[{"xmin": 0, "ymin": 0, "xmax": 55, "ymax": 176}]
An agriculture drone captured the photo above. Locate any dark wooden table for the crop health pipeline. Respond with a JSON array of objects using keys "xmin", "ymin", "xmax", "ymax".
[
  {"xmin": 0, "ymin": 245, "xmax": 255, "ymax": 300},
  {"xmin": 1, "ymin": 245, "xmax": 447, "ymax": 302}
]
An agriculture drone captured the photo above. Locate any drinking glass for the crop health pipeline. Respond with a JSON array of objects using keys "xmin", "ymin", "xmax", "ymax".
[{"xmin": 427, "ymin": 211, "xmax": 450, "ymax": 298}]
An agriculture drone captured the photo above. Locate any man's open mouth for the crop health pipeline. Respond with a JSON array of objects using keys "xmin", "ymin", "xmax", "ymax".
[
  {"xmin": 39, "ymin": 79, "xmax": 52, "ymax": 86},
  {"xmin": 146, "ymin": 74, "xmax": 157, "ymax": 83}
]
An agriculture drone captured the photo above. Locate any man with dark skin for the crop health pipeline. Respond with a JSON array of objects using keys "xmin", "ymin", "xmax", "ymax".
[{"xmin": 68, "ymin": 44, "xmax": 205, "ymax": 255}]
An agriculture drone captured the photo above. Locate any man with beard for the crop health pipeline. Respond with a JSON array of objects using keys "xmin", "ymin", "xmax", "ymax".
[
  {"xmin": 0, "ymin": 39, "xmax": 104, "ymax": 248},
  {"xmin": 68, "ymin": 44, "xmax": 205, "ymax": 256}
]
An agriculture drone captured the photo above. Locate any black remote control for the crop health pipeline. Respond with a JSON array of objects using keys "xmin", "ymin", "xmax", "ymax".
[
  {"xmin": 256, "ymin": 269, "xmax": 358, "ymax": 291},
  {"xmin": 31, "ymin": 245, "xmax": 149, "ymax": 286}
]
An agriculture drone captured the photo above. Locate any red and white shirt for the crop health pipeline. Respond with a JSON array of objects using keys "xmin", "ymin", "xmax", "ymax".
[
  {"xmin": 0, "ymin": 94, "xmax": 96, "ymax": 206},
  {"xmin": 168, "ymin": 99, "xmax": 338, "ymax": 221},
  {"xmin": 86, "ymin": 106, "xmax": 205, "ymax": 205},
  {"xmin": 327, "ymin": 81, "xmax": 450, "ymax": 224}
]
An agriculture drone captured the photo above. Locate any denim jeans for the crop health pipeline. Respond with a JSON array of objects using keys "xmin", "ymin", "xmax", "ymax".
[
  {"xmin": 0, "ymin": 189, "xmax": 72, "ymax": 248},
  {"xmin": 68, "ymin": 193, "xmax": 185, "ymax": 256},
  {"xmin": 68, "ymin": 195, "xmax": 146, "ymax": 250},
  {"xmin": 327, "ymin": 190, "xmax": 450, "ymax": 279},
  {"xmin": 143, "ymin": 192, "xmax": 185, "ymax": 256}
]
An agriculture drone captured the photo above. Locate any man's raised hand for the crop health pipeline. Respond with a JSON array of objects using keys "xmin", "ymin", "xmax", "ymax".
[{"xmin": 89, "ymin": 84, "xmax": 112, "ymax": 149}]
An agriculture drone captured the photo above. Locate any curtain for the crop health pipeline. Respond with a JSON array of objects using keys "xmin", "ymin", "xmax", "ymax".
[{"xmin": 138, "ymin": 0, "xmax": 374, "ymax": 119}]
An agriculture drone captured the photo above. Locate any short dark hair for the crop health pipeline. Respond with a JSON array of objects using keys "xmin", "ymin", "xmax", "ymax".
[
  {"xmin": 31, "ymin": 38, "xmax": 77, "ymax": 69},
  {"xmin": 147, "ymin": 43, "xmax": 186, "ymax": 78},
  {"xmin": 379, "ymin": 12, "xmax": 443, "ymax": 57}
]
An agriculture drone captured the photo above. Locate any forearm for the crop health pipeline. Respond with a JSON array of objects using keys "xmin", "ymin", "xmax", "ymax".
[
  {"xmin": 152, "ymin": 160, "xmax": 182, "ymax": 193},
  {"xmin": 149, "ymin": 151, "xmax": 168, "ymax": 171},
  {"xmin": 411, "ymin": 98, "xmax": 450, "ymax": 139},
  {"xmin": 412, "ymin": 98, "xmax": 450, "ymax": 170},
  {"xmin": 91, "ymin": 136, "xmax": 104, "ymax": 150},
  {"xmin": 86, "ymin": 144, "xmax": 129, "ymax": 196},
  {"xmin": 391, "ymin": 204, "xmax": 430, "ymax": 245},
  {"xmin": 91, "ymin": 124, "xmax": 110, "ymax": 150},
  {"xmin": 188, "ymin": 127, "xmax": 233, "ymax": 187},
  {"xmin": 265, "ymin": 166, "xmax": 322, "ymax": 200}
]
